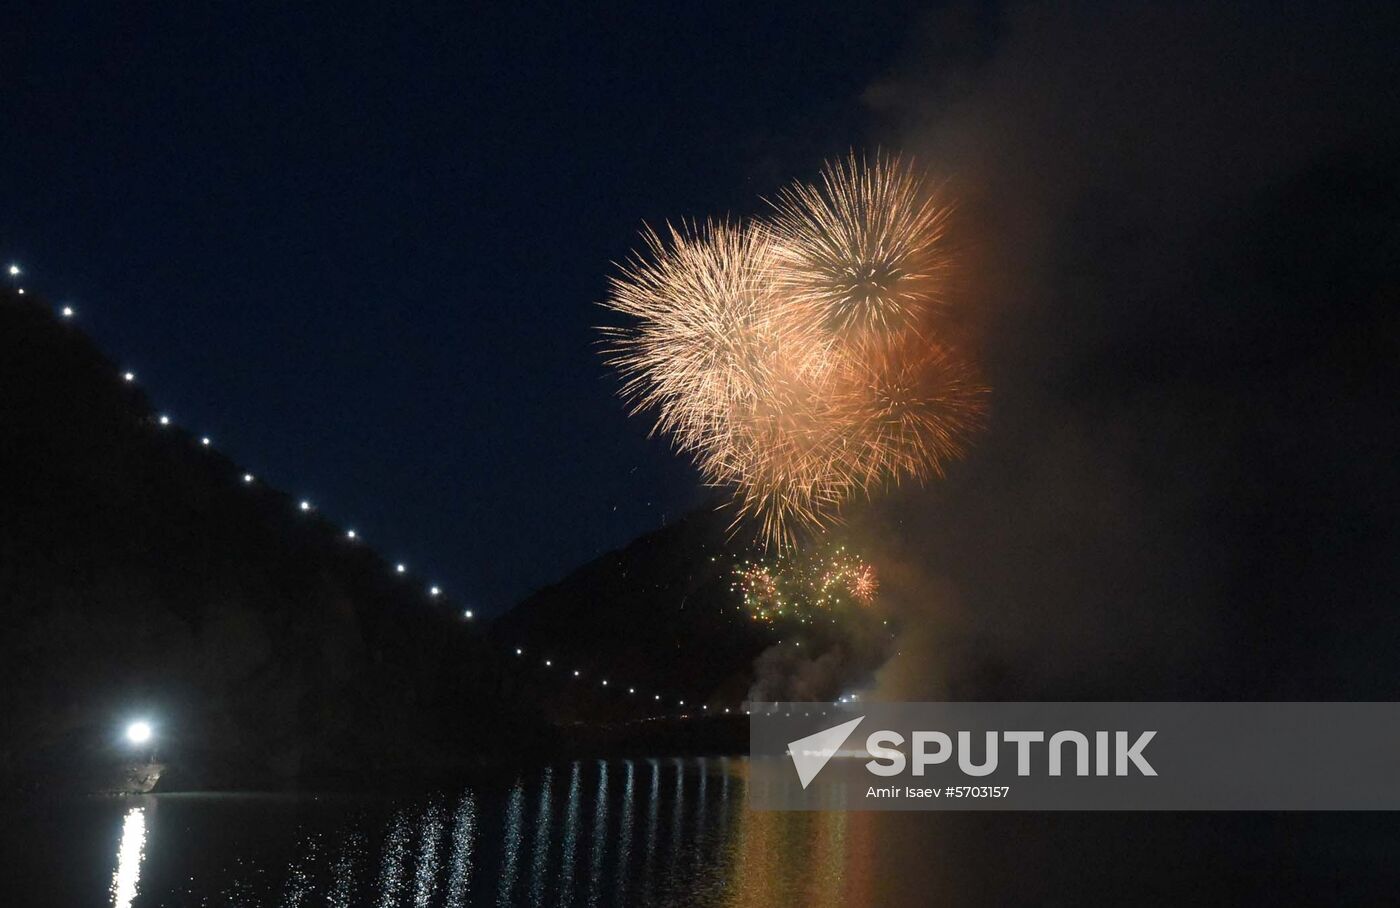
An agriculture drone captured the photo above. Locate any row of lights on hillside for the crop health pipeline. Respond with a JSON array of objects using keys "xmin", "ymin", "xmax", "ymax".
[
  {"xmin": 15, "ymin": 259, "xmax": 743, "ymax": 718},
  {"xmin": 506, "ymin": 642, "xmax": 741, "ymax": 712},
  {"xmin": 12, "ymin": 261, "xmax": 466, "ymax": 617}
]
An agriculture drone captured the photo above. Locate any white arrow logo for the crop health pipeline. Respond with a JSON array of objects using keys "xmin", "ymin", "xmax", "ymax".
[{"xmin": 787, "ymin": 716, "xmax": 865, "ymax": 789}]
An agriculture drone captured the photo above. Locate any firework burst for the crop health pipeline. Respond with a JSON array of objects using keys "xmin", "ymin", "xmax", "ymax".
[
  {"xmin": 601, "ymin": 153, "xmax": 987, "ymax": 547},
  {"xmin": 734, "ymin": 543, "xmax": 879, "ymax": 626},
  {"xmin": 768, "ymin": 153, "xmax": 954, "ymax": 338}
]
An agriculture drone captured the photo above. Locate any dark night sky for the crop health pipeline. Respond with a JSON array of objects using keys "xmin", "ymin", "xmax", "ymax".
[
  {"xmin": 4, "ymin": 0, "xmax": 1396, "ymax": 655},
  {"xmin": 1, "ymin": 2, "xmax": 937, "ymax": 611}
]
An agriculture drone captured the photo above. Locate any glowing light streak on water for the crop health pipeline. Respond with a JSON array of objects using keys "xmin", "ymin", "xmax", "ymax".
[
  {"xmin": 642, "ymin": 758, "xmax": 660, "ymax": 904},
  {"xmin": 327, "ymin": 832, "xmax": 364, "ymax": 908},
  {"xmin": 377, "ymin": 811, "xmax": 412, "ymax": 907},
  {"xmin": 109, "ymin": 807, "xmax": 147, "ymax": 908},
  {"xmin": 614, "ymin": 759, "xmax": 636, "ymax": 907},
  {"xmin": 496, "ymin": 783, "xmax": 524, "ymax": 907},
  {"xmin": 411, "ymin": 803, "xmax": 445, "ymax": 907},
  {"xmin": 528, "ymin": 767, "xmax": 554, "ymax": 906},
  {"xmin": 557, "ymin": 762, "xmax": 582, "ymax": 904},
  {"xmin": 444, "ymin": 793, "xmax": 478, "ymax": 908},
  {"xmin": 586, "ymin": 761, "xmax": 609, "ymax": 907}
]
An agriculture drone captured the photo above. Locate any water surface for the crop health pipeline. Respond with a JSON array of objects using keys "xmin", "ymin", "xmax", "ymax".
[{"xmin": 7, "ymin": 756, "xmax": 1400, "ymax": 905}]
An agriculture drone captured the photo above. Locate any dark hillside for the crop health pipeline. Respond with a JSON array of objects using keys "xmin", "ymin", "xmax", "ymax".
[
  {"xmin": 0, "ymin": 290, "xmax": 546, "ymax": 790},
  {"xmin": 491, "ymin": 507, "xmax": 776, "ymax": 720}
]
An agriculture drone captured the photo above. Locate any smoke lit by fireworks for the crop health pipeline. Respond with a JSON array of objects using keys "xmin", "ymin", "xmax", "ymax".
[
  {"xmin": 733, "ymin": 543, "xmax": 879, "ymax": 626},
  {"xmin": 601, "ymin": 153, "xmax": 986, "ymax": 547}
]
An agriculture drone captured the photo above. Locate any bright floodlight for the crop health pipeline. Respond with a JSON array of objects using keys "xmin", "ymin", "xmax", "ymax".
[
  {"xmin": 463, "ymin": 609, "xmax": 474, "ymax": 619},
  {"xmin": 61, "ymin": 306, "xmax": 74, "ymax": 317},
  {"xmin": 654, "ymin": 694, "xmax": 660, "ymax": 701},
  {"xmin": 515, "ymin": 647, "xmax": 523, "ymax": 656},
  {"xmin": 158, "ymin": 415, "xmax": 170, "ymax": 426},
  {"xmin": 429, "ymin": 586, "xmax": 441, "ymax": 597},
  {"xmin": 572, "ymin": 670, "xmax": 580, "ymax": 677},
  {"xmin": 601, "ymin": 679, "xmax": 608, "ymax": 686},
  {"xmin": 628, "ymin": 687, "xmax": 635, "ymax": 694},
  {"xmin": 243, "ymin": 473, "xmax": 254, "ymax": 484},
  {"xmin": 123, "ymin": 372, "xmax": 136, "ymax": 382},
  {"xmin": 395, "ymin": 563, "xmax": 406, "ymax": 574},
  {"xmin": 7, "ymin": 264, "xmax": 19, "ymax": 276},
  {"xmin": 545, "ymin": 659, "xmax": 552, "ymax": 667},
  {"xmin": 346, "ymin": 529, "xmax": 357, "ymax": 540},
  {"xmin": 125, "ymin": 721, "xmax": 152, "ymax": 745},
  {"xmin": 299, "ymin": 500, "xmax": 311, "ymax": 511},
  {"xmin": 201, "ymin": 437, "xmax": 211, "ymax": 446}
]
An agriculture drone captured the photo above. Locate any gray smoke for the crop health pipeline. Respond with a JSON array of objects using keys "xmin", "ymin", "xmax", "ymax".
[{"xmin": 853, "ymin": 1, "xmax": 1400, "ymax": 700}]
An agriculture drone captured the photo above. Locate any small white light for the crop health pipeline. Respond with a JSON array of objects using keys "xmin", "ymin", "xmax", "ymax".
[
  {"xmin": 679, "ymin": 700, "xmax": 685, "ymax": 706},
  {"xmin": 243, "ymin": 473, "xmax": 255, "ymax": 484},
  {"xmin": 429, "ymin": 586, "xmax": 441, "ymax": 597},
  {"xmin": 545, "ymin": 660, "xmax": 552, "ymax": 667},
  {"xmin": 395, "ymin": 563, "xmax": 406, "ymax": 574},
  {"xmin": 158, "ymin": 415, "xmax": 170, "ymax": 426},
  {"xmin": 573, "ymin": 670, "xmax": 580, "ymax": 677},
  {"xmin": 464, "ymin": 609, "xmax": 474, "ymax": 619},
  {"xmin": 125, "ymin": 721, "xmax": 152, "ymax": 745},
  {"xmin": 7, "ymin": 264, "xmax": 19, "ymax": 276},
  {"xmin": 628, "ymin": 687, "xmax": 635, "ymax": 694},
  {"xmin": 61, "ymin": 305, "xmax": 73, "ymax": 317},
  {"xmin": 201, "ymin": 437, "xmax": 211, "ymax": 446},
  {"xmin": 123, "ymin": 372, "xmax": 135, "ymax": 382},
  {"xmin": 654, "ymin": 694, "xmax": 660, "ymax": 701},
  {"xmin": 515, "ymin": 647, "xmax": 523, "ymax": 656},
  {"xmin": 602, "ymin": 679, "xmax": 608, "ymax": 686},
  {"xmin": 299, "ymin": 500, "xmax": 311, "ymax": 511},
  {"xmin": 346, "ymin": 529, "xmax": 357, "ymax": 540}
]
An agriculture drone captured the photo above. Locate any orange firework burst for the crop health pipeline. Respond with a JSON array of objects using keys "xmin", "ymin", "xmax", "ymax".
[{"xmin": 601, "ymin": 153, "xmax": 987, "ymax": 548}]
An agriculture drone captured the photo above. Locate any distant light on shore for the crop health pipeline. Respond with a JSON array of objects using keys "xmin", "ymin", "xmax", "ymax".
[{"xmin": 125, "ymin": 721, "xmax": 152, "ymax": 745}]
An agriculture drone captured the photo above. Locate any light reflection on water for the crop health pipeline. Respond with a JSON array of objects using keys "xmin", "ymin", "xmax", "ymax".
[
  {"xmin": 108, "ymin": 806, "xmax": 146, "ymax": 908},
  {"xmin": 49, "ymin": 755, "xmax": 1390, "ymax": 906},
  {"xmin": 88, "ymin": 757, "xmax": 773, "ymax": 907}
]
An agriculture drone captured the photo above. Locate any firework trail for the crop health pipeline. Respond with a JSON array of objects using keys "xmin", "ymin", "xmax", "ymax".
[{"xmin": 601, "ymin": 153, "xmax": 986, "ymax": 547}]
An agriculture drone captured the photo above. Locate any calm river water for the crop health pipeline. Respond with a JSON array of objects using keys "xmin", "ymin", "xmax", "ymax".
[{"xmin": 7, "ymin": 756, "xmax": 1400, "ymax": 905}]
